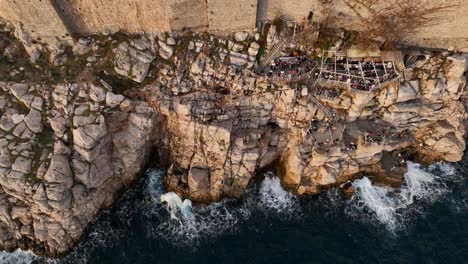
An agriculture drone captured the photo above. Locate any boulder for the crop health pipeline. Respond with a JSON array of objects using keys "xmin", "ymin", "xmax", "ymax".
[
  {"xmin": 24, "ymin": 109, "xmax": 43, "ymax": 133},
  {"xmin": 73, "ymin": 38, "xmax": 92, "ymax": 55},
  {"xmin": 234, "ymin": 32, "xmax": 249, "ymax": 42},
  {"xmin": 49, "ymin": 116, "xmax": 68, "ymax": 137},
  {"xmin": 89, "ymin": 84, "xmax": 106, "ymax": 103},
  {"xmin": 229, "ymin": 51, "xmax": 248, "ymax": 66},
  {"xmin": 131, "ymin": 36, "xmax": 151, "ymax": 50},
  {"xmin": 158, "ymin": 41, "xmax": 173, "ymax": 60},
  {"xmin": 11, "ymin": 114, "xmax": 24, "ymax": 125},
  {"xmin": 114, "ymin": 42, "xmax": 155, "ymax": 83},
  {"xmin": 248, "ymin": 47, "xmax": 259, "ymax": 56},
  {"xmin": 30, "ymin": 96, "xmax": 43, "ymax": 110},
  {"xmin": 166, "ymin": 37, "xmax": 176, "ymax": 45},
  {"xmin": 0, "ymin": 115, "xmax": 15, "ymax": 132},
  {"xmin": 105, "ymin": 92, "xmax": 125, "ymax": 107},
  {"xmin": 44, "ymin": 155, "xmax": 73, "ymax": 188},
  {"xmin": 9, "ymin": 83, "xmax": 28, "ymax": 101},
  {"xmin": 190, "ymin": 53, "xmax": 206, "ymax": 75}
]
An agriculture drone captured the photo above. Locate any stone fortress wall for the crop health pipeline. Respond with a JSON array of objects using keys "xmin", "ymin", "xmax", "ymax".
[
  {"xmin": 207, "ymin": 0, "xmax": 258, "ymax": 32},
  {"xmin": 0, "ymin": 0, "xmax": 261, "ymax": 40},
  {"xmin": 52, "ymin": 0, "xmax": 172, "ymax": 34},
  {"xmin": 0, "ymin": 0, "xmax": 468, "ymax": 50},
  {"xmin": 0, "ymin": 0, "xmax": 71, "ymax": 43},
  {"xmin": 256, "ymin": 0, "xmax": 316, "ymax": 22}
]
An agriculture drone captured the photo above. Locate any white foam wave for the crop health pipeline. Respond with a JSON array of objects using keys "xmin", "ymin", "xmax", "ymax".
[
  {"xmin": 160, "ymin": 192, "xmax": 194, "ymax": 221},
  {"xmin": 257, "ymin": 172, "xmax": 301, "ymax": 215},
  {"xmin": 143, "ymin": 169, "xmax": 250, "ymax": 246},
  {"xmin": 349, "ymin": 161, "xmax": 454, "ymax": 231},
  {"xmin": 148, "ymin": 170, "xmax": 301, "ymax": 246},
  {"xmin": 351, "ymin": 177, "xmax": 398, "ymax": 228},
  {"xmin": 0, "ymin": 249, "xmax": 54, "ymax": 264}
]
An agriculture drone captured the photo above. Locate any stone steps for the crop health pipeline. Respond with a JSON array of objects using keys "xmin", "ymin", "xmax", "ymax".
[{"xmin": 260, "ymin": 38, "xmax": 289, "ymax": 67}]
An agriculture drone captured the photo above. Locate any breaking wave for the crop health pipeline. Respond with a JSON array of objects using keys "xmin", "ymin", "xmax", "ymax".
[
  {"xmin": 0, "ymin": 250, "xmax": 48, "ymax": 264},
  {"xmin": 143, "ymin": 169, "xmax": 249, "ymax": 247},
  {"xmin": 0, "ymin": 159, "xmax": 466, "ymax": 263},
  {"xmin": 347, "ymin": 161, "xmax": 455, "ymax": 231},
  {"xmin": 256, "ymin": 172, "xmax": 301, "ymax": 215},
  {"xmin": 144, "ymin": 170, "xmax": 300, "ymax": 246}
]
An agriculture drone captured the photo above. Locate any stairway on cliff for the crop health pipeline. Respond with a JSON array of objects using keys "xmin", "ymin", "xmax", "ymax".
[
  {"xmin": 260, "ymin": 37, "xmax": 290, "ymax": 68},
  {"xmin": 307, "ymin": 94, "xmax": 335, "ymax": 117}
]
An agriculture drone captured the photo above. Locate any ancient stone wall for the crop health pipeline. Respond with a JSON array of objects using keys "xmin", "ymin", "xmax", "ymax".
[
  {"xmin": 0, "ymin": 0, "xmax": 71, "ymax": 42},
  {"xmin": 168, "ymin": 0, "xmax": 208, "ymax": 31},
  {"xmin": 0, "ymin": 0, "xmax": 467, "ymax": 51},
  {"xmin": 256, "ymin": 0, "xmax": 316, "ymax": 22},
  {"xmin": 206, "ymin": 0, "xmax": 258, "ymax": 32},
  {"xmin": 52, "ymin": 0, "xmax": 171, "ymax": 34}
]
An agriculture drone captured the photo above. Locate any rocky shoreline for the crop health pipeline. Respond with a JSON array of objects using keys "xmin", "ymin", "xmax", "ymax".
[{"xmin": 0, "ymin": 21, "xmax": 467, "ymax": 257}]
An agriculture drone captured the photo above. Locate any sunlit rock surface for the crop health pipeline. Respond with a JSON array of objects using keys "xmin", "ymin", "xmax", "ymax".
[{"xmin": 0, "ymin": 24, "xmax": 466, "ymax": 257}]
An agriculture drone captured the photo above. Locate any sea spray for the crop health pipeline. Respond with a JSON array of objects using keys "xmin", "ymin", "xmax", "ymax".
[
  {"xmin": 0, "ymin": 250, "xmax": 50, "ymax": 264},
  {"xmin": 401, "ymin": 161, "xmax": 447, "ymax": 204},
  {"xmin": 349, "ymin": 161, "xmax": 454, "ymax": 231},
  {"xmin": 351, "ymin": 177, "xmax": 398, "ymax": 228},
  {"xmin": 160, "ymin": 192, "xmax": 194, "ymax": 221},
  {"xmin": 146, "ymin": 169, "xmax": 249, "ymax": 246},
  {"xmin": 152, "ymin": 171, "xmax": 302, "ymax": 245},
  {"xmin": 1, "ymin": 161, "xmax": 466, "ymax": 262},
  {"xmin": 257, "ymin": 172, "xmax": 301, "ymax": 215}
]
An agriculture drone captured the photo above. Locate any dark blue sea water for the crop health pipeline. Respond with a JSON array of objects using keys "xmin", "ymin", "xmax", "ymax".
[{"xmin": 1, "ymin": 157, "xmax": 467, "ymax": 264}]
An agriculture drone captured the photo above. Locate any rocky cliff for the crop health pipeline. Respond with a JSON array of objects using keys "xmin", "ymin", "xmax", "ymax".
[{"xmin": 0, "ymin": 24, "xmax": 466, "ymax": 256}]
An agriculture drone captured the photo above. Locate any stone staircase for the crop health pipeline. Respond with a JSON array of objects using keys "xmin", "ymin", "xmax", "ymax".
[
  {"xmin": 260, "ymin": 38, "xmax": 289, "ymax": 67},
  {"xmin": 308, "ymin": 94, "xmax": 334, "ymax": 117}
]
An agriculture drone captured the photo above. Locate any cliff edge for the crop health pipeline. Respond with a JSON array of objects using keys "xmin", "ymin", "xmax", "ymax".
[{"xmin": 0, "ymin": 22, "xmax": 466, "ymax": 256}]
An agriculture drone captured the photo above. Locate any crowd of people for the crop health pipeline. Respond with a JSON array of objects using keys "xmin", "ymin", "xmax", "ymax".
[
  {"xmin": 315, "ymin": 87, "xmax": 339, "ymax": 99},
  {"xmin": 255, "ymin": 52, "xmax": 400, "ymax": 90},
  {"xmin": 263, "ymin": 56, "xmax": 317, "ymax": 83},
  {"xmin": 306, "ymin": 119, "xmax": 342, "ymax": 149},
  {"xmin": 343, "ymin": 141, "xmax": 357, "ymax": 152},
  {"xmin": 363, "ymin": 130, "xmax": 385, "ymax": 146}
]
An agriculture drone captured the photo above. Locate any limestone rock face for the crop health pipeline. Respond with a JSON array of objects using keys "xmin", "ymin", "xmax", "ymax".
[
  {"xmin": 114, "ymin": 42, "xmax": 155, "ymax": 83},
  {"xmin": 0, "ymin": 81, "xmax": 157, "ymax": 257},
  {"xmin": 147, "ymin": 50, "xmax": 467, "ymax": 205},
  {"xmin": 188, "ymin": 167, "xmax": 211, "ymax": 200},
  {"xmin": 0, "ymin": 32, "xmax": 466, "ymax": 258},
  {"xmin": 396, "ymin": 82, "xmax": 420, "ymax": 103}
]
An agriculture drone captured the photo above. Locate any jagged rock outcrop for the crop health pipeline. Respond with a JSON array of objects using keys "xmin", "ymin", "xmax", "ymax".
[
  {"xmin": 0, "ymin": 29, "xmax": 466, "ymax": 257},
  {"xmin": 0, "ymin": 81, "xmax": 157, "ymax": 256}
]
